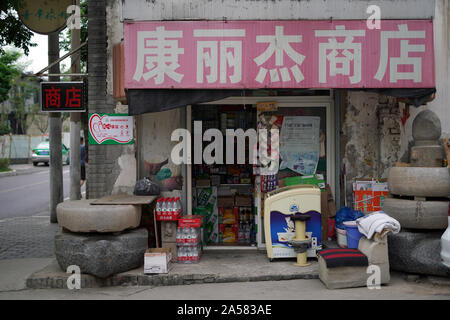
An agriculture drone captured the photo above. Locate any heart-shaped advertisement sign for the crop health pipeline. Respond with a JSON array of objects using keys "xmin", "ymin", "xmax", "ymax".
[{"xmin": 89, "ymin": 113, "xmax": 133, "ymax": 145}]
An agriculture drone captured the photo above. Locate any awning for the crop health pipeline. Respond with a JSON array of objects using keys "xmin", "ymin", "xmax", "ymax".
[
  {"xmin": 127, "ymin": 88, "xmax": 436, "ymax": 115},
  {"xmin": 127, "ymin": 89, "xmax": 241, "ymax": 115}
]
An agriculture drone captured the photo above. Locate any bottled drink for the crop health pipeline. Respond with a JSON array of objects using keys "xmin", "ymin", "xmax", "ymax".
[
  {"xmin": 189, "ymin": 227, "xmax": 196, "ymax": 243},
  {"xmin": 174, "ymin": 197, "xmax": 182, "ymax": 216},
  {"xmin": 161, "ymin": 198, "xmax": 168, "ymax": 218},
  {"xmin": 155, "ymin": 198, "xmax": 162, "ymax": 216},
  {"xmin": 176, "ymin": 227, "xmax": 182, "ymax": 244},
  {"xmin": 177, "ymin": 247, "xmax": 184, "ymax": 262},
  {"xmin": 183, "ymin": 227, "xmax": 190, "ymax": 243}
]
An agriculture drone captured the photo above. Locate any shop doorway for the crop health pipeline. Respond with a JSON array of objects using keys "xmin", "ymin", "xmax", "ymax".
[{"xmin": 187, "ymin": 95, "xmax": 334, "ymax": 250}]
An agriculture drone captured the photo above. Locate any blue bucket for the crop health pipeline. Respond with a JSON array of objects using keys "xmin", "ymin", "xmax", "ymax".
[{"xmin": 344, "ymin": 221, "xmax": 364, "ymax": 249}]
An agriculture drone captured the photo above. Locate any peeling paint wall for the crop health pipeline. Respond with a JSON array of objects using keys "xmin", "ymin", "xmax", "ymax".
[{"xmin": 341, "ymin": 91, "xmax": 401, "ymax": 206}]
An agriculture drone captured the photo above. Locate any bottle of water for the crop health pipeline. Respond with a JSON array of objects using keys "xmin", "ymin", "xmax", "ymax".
[
  {"xmin": 176, "ymin": 227, "xmax": 182, "ymax": 244},
  {"xmin": 174, "ymin": 197, "xmax": 182, "ymax": 216},
  {"xmin": 183, "ymin": 227, "xmax": 190, "ymax": 243},
  {"xmin": 161, "ymin": 198, "xmax": 168, "ymax": 219},
  {"xmin": 190, "ymin": 227, "xmax": 196, "ymax": 243},
  {"xmin": 155, "ymin": 198, "xmax": 162, "ymax": 216}
]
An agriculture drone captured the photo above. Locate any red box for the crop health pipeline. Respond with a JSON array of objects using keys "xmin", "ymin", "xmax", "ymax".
[{"xmin": 178, "ymin": 215, "xmax": 203, "ymax": 228}]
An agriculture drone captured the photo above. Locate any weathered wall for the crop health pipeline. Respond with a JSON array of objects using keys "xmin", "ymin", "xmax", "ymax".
[
  {"xmin": 341, "ymin": 91, "xmax": 401, "ymax": 206},
  {"xmin": 87, "ymin": 0, "xmax": 135, "ymax": 198},
  {"xmin": 120, "ymin": 0, "xmax": 436, "ymax": 21}
]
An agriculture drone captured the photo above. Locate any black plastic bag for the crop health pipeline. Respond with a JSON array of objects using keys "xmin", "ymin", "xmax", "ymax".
[{"xmin": 133, "ymin": 177, "xmax": 160, "ymax": 196}]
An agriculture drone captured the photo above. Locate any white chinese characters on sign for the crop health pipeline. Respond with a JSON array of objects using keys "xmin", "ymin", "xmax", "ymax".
[
  {"xmin": 127, "ymin": 22, "xmax": 431, "ymax": 88},
  {"xmin": 254, "ymin": 26, "xmax": 305, "ymax": 83},
  {"xmin": 194, "ymin": 29, "xmax": 245, "ymax": 84},
  {"xmin": 315, "ymin": 26, "xmax": 366, "ymax": 84},
  {"xmin": 375, "ymin": 24, "xmax": 426, "ymax": 83},
  {"xmin": 133, "ymin": 26, "xmax": 184, "ymax": 84}
]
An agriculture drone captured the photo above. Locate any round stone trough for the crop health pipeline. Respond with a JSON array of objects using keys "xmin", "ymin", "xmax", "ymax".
[
  {"xmin": 55, "ymin": 228, "xmax": 148, "ymax": 278},
  {"xmin": 387, "ymin": 167, "xmax": 450, "ymax": 198},
  {"xmin": 56, "ymin": 200, "xmax": 141, "ymax": 233},
  {"xmin": 382, "ymin": 197, "xmax": 449, "ymax": 230}
]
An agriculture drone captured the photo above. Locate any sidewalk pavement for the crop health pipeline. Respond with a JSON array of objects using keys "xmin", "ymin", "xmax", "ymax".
[{"xmin": 0, "ymin": 213, "xmax": 449, "ymax": 294}]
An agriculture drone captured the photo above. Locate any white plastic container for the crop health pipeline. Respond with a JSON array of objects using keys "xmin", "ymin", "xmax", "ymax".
[{"xmin": 336, "ymin": 227, "xmax": 348, "ymax": 248}]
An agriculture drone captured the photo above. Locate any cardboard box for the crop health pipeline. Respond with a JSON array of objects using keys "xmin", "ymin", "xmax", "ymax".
[
  {"xmin": 218, "ymin": 196, "xmax": 235, "ymax": 208},
  {"xmin": 144, "ymin": 248, "xmax": 172, "ymax": 274},
  {"xmin": 353, "ymin": 180, "xmax": 389, "ymax": 213},
  {"xmin": 196, "ymin": 179, "xmax": 211, "ymax": 187},
  {"xmin": 235, "ymin": 195, "xmax": 252, "ymax": 207},
  {"xmin": 284, "ymin": 174, "xmax": 325, "ymax": 189}
]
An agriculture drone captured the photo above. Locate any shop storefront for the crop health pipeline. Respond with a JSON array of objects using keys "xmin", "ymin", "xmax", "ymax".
[{"xmin": 119, "ymin": 17, "xmax": 435, "ymax": 254}]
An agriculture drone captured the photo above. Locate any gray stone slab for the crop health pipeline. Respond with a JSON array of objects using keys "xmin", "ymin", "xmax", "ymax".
[
  {"xmin": 388, "ymin": 230, "xmax": 450, "ymax": 277},
  {"xmin": 382, "ymin": 198, "xmax": 449, "ymax": 230},
  {"xmin": 387, "ymin": 167, "xmax": 450, "ymax": 198},
  {"xmin": 54, "ymin": 228, "xmax": 148, "ymax": 279},
  {"xmin": 56, "ymin": 199, "xmax": 141, "ymax": 233}
]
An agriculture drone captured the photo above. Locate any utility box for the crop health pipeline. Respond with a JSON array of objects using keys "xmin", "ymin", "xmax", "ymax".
[{"xmin": 264, "ymin": 185, "xmax": 322, "ymax": 260}]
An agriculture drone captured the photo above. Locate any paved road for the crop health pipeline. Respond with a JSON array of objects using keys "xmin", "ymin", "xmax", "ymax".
[
  {"xmin": 0, "ymin": 274, "xmax": 448, "ymax": 300},
  {"xmin": 0, "ymin": 164, "xmax": 84, "ymax": 219}
]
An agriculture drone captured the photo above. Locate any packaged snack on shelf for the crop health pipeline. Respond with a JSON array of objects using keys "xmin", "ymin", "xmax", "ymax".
[{"xmin": 219, "ymin": 207, "xmax": 238, "ymax": 225}]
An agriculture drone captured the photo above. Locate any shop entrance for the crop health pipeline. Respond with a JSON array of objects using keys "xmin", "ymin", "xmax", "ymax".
[{"xmin": 187, "ymin": 95, "xmax": 334, "ymax": 250}]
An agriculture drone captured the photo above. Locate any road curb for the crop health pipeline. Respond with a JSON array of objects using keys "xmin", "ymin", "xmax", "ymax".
[
  {"xmin": 26, "ymin": 259, "xmax": 319, "ymax": 289},
  {"xmin": 0, "ymin": 170, "xmax": 17, "ymax": 178}
]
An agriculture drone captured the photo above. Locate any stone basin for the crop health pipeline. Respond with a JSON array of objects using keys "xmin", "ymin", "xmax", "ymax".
[
  {"xmin": 387, "ymin": 167, "xmax": 450, "ymax": 198},
  {"xmin": 56, "ymin": 200, "xmax": 141, "ymax": 233}
]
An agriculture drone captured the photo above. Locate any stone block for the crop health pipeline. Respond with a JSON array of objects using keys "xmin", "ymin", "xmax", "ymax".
[
  {"xmin": 55, "ymin": 228, "xmax": 148, "ymax": 278},
  {"xmin": 387, "ymin": 167, "xmax": 450, "ymax": 198},
  {"xmin": 382, "ymin": 198, "xmax": 448, "ymax": 230},
  {"xmin": 388, "ymin": 230, "xmax": 450, "ymax": 277},
  {"xmin": 56, "ymin": 200, "xmax": 141, "ymax": 233},
  {"xmin": 318, "ymin": 256, "xmax": 390, "ymax": 289},
  {"xmin": 410, "ymin": 145, "xmax": 444, "ymax": 167}
]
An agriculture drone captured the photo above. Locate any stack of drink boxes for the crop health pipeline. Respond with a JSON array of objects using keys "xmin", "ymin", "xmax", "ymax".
[
  {"xmin": 155, "ymin": 197, "xmax": 182, "ymax": 221},
  {"xmin": 194, "ymin": 187, "xmax": 219, "ymax": 245},
  {"xmin": 176, "ymin": 216, "xmax": 202, "ymax": 263}
]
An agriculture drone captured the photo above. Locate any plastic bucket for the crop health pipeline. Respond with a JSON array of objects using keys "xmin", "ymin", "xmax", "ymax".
[
  {"xmin": 336, "ymin": 227, "xmax": 347, "ymax": 248},
  {"xmin": 344, "ymin": 221, "xmax": 364, "ymax": 249}
]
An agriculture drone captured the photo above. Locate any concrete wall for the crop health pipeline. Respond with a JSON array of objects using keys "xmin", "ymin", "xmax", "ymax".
[
  {"xmin": 341, "ymin": 91, "xmax": 401, "ymax": 206},
  {"xmin": 120, "ymin": 0, "xmax": 436, "ymax": 21}
]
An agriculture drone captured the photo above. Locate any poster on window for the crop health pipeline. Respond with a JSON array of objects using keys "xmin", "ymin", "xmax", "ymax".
[{"xmin": 279, "ymin": 116, "xmax": 320, "ymax": 175}]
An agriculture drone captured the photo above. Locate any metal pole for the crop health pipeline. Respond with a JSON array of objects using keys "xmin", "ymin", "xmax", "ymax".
[
  {"xmin": 49, "ymin": 32, "xmax": 63, "ymax": 223},
  {"xmin": 70, "ymin": 0, "xmax": 82, "ymax": 200}
]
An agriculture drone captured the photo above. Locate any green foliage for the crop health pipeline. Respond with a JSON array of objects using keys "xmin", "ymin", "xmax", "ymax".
[
  {"xmin": 0, "ymin": 122, "xmax": 11, "ymax": 135},
  {"xmin": 0, "ymin": 158, "xmax": 10, "ymax": 171},
  {"xmin": 0, "ymin": 50, "xmax": 21, "ymax": 103},
  {"xmin": 0, "ymin": 0, "xmax": 36, "ymax": 56}
]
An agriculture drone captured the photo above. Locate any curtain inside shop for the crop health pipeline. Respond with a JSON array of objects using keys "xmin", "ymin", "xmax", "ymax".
[{"xmin": 127, "ymin": 89, "xmax": 242, "ymax": 115}]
